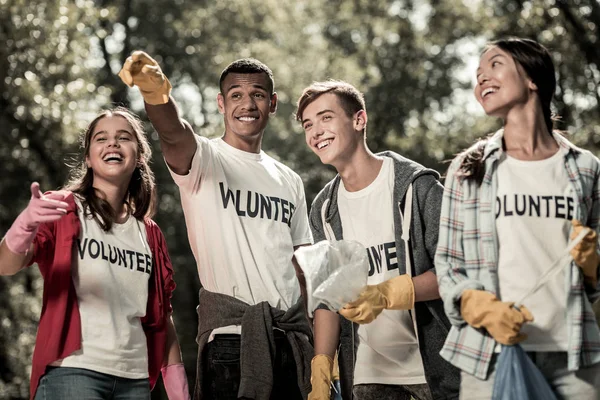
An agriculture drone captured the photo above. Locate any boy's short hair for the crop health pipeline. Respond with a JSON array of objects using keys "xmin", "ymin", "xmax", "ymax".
[
  {"xmin": 219, "ymin": 58, "xmax": 275, "ymax": 95},
  {"xmin": 295, "ymin": 80, "xmax": 366, "ymax": 122}
]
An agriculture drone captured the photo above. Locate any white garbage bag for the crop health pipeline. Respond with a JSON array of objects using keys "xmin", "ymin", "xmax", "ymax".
[{"xmin": 294, "ymin": 240, "xmax": 369, "ymax": 317}]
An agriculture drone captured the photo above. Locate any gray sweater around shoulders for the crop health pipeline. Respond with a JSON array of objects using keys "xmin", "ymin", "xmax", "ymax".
[{"xmin": 309, "ymin": 151, "xmax": 459, "ymax": 400}]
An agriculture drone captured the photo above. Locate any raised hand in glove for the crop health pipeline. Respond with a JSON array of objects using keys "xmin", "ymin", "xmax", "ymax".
[
  {"xmin": 118, "ymin": 51, "xmax": 172, "ymax": 105},
  {"xmin": 461, "ymin": 289, "xmax": 534, "ymax": 345},
  {"xmin": 339, "ymin": 274, "xmax": 414, "ymax": 324},
  {"xmin": 308, "ymin": 354, "xmax": 333, "ymax": 400},
  {"xmin": 571, "ymin": 220, "xmax": 599, "ymax": 288}
]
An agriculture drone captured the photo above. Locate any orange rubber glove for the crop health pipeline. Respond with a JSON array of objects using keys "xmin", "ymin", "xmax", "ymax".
[
  {"xmin": 339, "ymin": 274, "xmax": 414, "ymax": 324},
  {"xmin": 461, "ymin": 289, "xmax": 534, "ymax": 345},
  {"xmin": 571, "ymin": 220, "xmax": 600, "ymax": 288},
  {"xmin": 118, "ymin": 51, "xmax": 172, "ymax": 105},
  {"xmin": 308, "ymin": 354, "xmax": 333, "ymax": 400}
]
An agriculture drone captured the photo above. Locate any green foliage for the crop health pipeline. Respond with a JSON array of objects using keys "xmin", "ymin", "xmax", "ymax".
[{"xmin": 2, "ymin": 0, "xmax": 600, "ymax": 398}]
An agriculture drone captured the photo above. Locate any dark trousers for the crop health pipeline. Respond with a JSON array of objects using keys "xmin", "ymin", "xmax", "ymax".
[
  {"xmin": 201, "ymin": 332, "xmax": 303, "ymax": 400},
  {"xmin": 353, "ymin": 383, "xmax": 433, "ymax": 400}
]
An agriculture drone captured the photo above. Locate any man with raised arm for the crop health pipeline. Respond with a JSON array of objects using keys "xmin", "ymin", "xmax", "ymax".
[{"xmin": 119, "ymin": 52, "xmax": 313, "ymax": 400}]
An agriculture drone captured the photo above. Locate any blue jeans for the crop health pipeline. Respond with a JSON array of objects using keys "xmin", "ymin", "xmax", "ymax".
[
  {"xmin": 202, "ymin": 333, "xmax": 303, "ymax": 400},
  {"xmin": 34, "ymin": 366, "xmax": 150, "ymax": 400}
]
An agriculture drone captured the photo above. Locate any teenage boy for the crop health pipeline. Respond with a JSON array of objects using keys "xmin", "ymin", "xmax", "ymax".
[{"xmin": 296, "ymin": 80, "xmax": 459, "ymax": 400}]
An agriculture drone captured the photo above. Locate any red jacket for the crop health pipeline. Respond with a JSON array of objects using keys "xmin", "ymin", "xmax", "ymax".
[{"xmin": 28, "ymin": 193, "xmax": 176, "ymax": 399}]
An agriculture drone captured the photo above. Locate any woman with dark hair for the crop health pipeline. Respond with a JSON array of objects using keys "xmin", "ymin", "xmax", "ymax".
[
  {"xmin": 435, "ymin": 38, "xmax": 600, "ymax": 398},
  {"xmin": 0, "ymin": 108, "xmax": 190, "ymax": 399}
]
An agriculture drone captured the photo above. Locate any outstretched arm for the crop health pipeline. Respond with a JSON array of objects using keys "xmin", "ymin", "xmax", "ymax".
[{"xmin": 145, "ymin": 99, "xmax": 197, "ymax": 175}]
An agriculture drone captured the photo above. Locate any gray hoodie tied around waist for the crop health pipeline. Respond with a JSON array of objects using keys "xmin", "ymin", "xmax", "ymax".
[{"xmin": 194, "ymin": 288, "xmax": 314, "ymax": 400}]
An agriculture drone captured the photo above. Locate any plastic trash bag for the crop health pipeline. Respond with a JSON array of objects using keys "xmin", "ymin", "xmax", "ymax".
[
  {"xmin": 491, "ymin": 227, "xmax": 592, "ymax": 400},
  {"xmin": 492, "ymin": 344, "xmax": 557, "ymax": 400},
  {"xmin": 491, "ymin": 227, "xmax": 591, "ymax": 399},
  {"xmin": 294, "ymin": 240, "xmax": 369, "ymax": 317},
  {"xmin": 331, "ymin": 379, "xmax": 342, "ymax": 400}
]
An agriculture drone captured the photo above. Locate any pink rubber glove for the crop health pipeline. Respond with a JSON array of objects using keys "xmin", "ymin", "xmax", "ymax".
[
  {"xmin": 161, "ymin": 363, "xmax": 190, "ymax": 400},
  {"xmin": 4, "ymin": 182, "xmax": 69, "ymax": 254}
]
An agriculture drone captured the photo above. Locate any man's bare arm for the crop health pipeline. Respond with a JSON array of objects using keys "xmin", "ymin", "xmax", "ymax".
[{"xmin": 145, "ymin": 97, "xmax": 197, "ymax": 175}]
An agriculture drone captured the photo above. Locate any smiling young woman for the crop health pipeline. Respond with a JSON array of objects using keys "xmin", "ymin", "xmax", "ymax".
[
  {"xmin": 0, "ymin": 107, "xmax": 190, "ymax": 400},
  {"xmin": 435, "ymin": 38, "xmax": 600, "ymax": 399}
]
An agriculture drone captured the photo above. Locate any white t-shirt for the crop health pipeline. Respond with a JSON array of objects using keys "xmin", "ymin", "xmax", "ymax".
[
  {"xmin": 496, "ymin": 150, "xmax": 574, "ymax": 351},
  {"xmin": 52, "ymin": 199, "xmax": 151, "ymax": 378},
  {"xmin": 169, "ymin": 136, "xmax": 312, "ymax": 333},
  {"xmin": 338, "ymin": 158, "xmax": 426, "ymax": 385}
]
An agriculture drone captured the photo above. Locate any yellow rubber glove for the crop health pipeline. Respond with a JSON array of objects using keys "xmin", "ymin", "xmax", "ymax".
[
  {"xmin": 118, "ymin": 51, "xmax": 172, "ymax": 105},
  {"xmin": 571, "ymin": 220, "xmax": 600, "ymax": 288},
  {"xmin": 339, "ymin": 274, "xmax": 414, "ymax": 324},
  {"xmin": 308, "ymin": 354, "xmax": 333, "ymax": 400},
  {"xmin": 461, "ymin": 289, "xmax": 534, "ymax": 345}
]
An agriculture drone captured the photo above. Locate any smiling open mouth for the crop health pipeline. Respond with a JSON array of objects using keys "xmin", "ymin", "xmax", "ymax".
[
  {"xmin": 482, "ymin": 87, "xmax": 498, "ymax": 98},
  {"xmin": 317, "ymin": 139, "xmax": 332, "ymax": 150},
  {"xmin": 237, "ymin": 116, "xmax": 258, "ymax": 122},
  {"xmin": 103, "ymin": 153, "xmax": 123, "ymax": 163}
]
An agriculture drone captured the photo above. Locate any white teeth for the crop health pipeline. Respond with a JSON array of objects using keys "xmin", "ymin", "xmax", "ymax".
[
  {"xmin": 103, "ymin": 153, "xmax": 122, "ymax": 162},
  {"xmin": 482, "ymin": 87, "xmax": 498, "ymax": 97},
  {"xmin": 238, "ymin": 116, "xmax": 257, "ymax": 121},
  {"xmin": 317, "ymin": 139, "xmax": 332, "ymax": 150}
]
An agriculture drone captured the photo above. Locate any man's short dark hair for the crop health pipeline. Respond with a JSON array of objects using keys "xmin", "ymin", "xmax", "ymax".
[
  {"xmin": 219, "ymin": 58, "xmax": 275, "ymax": 95},
  {"xmin": 295, "ymin": 80, "xmax": 366, "ymax": 123}
]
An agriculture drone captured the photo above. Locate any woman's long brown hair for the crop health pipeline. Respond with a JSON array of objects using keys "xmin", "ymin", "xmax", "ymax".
[{"xmin": 64, "ymin": 107, "xmax": 156, "ymax": 231}]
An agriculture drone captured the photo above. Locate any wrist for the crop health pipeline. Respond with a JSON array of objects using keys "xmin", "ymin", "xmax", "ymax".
[
  {"xmin": 5, "ymin": 216, "xmax": 38, "ymax": 255},
  {"xmin": 161, "ymin": 362, "xmax": 184, "ymax": 373},
  {"xmin": 311, "ymin": 354, "xmax": 334, "ymax": 377},
  {"xmin": 312, "ymin": 354, "xmax": 333, "ymax": 366},
  {"xmin": 383, "ymin": 274, "xmax": 415, "ymax": 310},
  {"xmin": 141, "ymin": 78, "xmax": 172, "ymax": 105}
]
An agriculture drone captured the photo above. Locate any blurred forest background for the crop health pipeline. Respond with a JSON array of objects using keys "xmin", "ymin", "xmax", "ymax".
[{"xmin": 2, "ymin": 0, "xmax": 600, "ymax": 398}]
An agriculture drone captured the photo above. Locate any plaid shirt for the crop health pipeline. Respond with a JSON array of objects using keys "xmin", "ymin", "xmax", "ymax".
[{"xmin": 435, "ymin": 130, "xmax": 600, "ymax": 379}]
